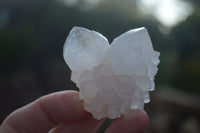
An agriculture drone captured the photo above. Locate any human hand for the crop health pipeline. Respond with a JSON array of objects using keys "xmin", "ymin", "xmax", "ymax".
[{"xmin": 0, "ymin": 91, "xmax": 149, "ymax": 133}]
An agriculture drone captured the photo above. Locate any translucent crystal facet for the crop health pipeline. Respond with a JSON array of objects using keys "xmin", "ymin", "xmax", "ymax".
[{"xmin": 63, "ymin": 26, "xmax": 160, "ymax": 120}]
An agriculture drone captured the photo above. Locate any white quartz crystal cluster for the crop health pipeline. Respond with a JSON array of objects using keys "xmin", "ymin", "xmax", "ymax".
[{"xmin": 63, "ymin": 26, "xmax": 160, "ymax": 120}]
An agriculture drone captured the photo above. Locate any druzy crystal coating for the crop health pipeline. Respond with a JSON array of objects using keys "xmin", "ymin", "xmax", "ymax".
[{"xmin": 63, "ymin": 26, "xmax": 160, "ymax": 119}]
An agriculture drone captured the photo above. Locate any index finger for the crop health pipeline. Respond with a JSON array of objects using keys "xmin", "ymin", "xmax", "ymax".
[{"xmin": 0, "ymin": 91, "xmax": 88, "ymax": 133}]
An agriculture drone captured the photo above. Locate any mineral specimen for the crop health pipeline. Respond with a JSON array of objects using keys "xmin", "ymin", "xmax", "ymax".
[{"xmin": 63, "ymin": 26, "xmax": 160, "ymax": 120}]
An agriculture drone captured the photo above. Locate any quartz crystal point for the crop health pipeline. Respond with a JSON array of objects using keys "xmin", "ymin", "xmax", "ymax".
[{"xmin": 63, "ymin": 26, "xmax": 160, "ymax": 120}]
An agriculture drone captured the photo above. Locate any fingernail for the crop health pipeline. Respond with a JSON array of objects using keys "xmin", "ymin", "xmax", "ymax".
[
  {"xmin": 126, "ymin": 109, "xmax": 149, "ymax": 126},
  {"xmin": 124, "ymin": 109, "xmax": 140, "ymax": 119}
]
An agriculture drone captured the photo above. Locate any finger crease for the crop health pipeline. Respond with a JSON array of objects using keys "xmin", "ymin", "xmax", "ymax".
[
  {"xmin": 39, "ymin": 98, "xmax": 59, "ymax": 125},
  {"xmin": 6, "ymin": 119, "xmax": 33, "ymax": 133},
  {"xmin": 5, "ymin": 120, "xmax": 21, "ymax": 133}
]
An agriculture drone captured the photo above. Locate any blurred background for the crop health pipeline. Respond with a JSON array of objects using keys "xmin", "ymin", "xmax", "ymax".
[{"xmin": 0, "ymin": 0, "xmax": 200, "ymax": 132}]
